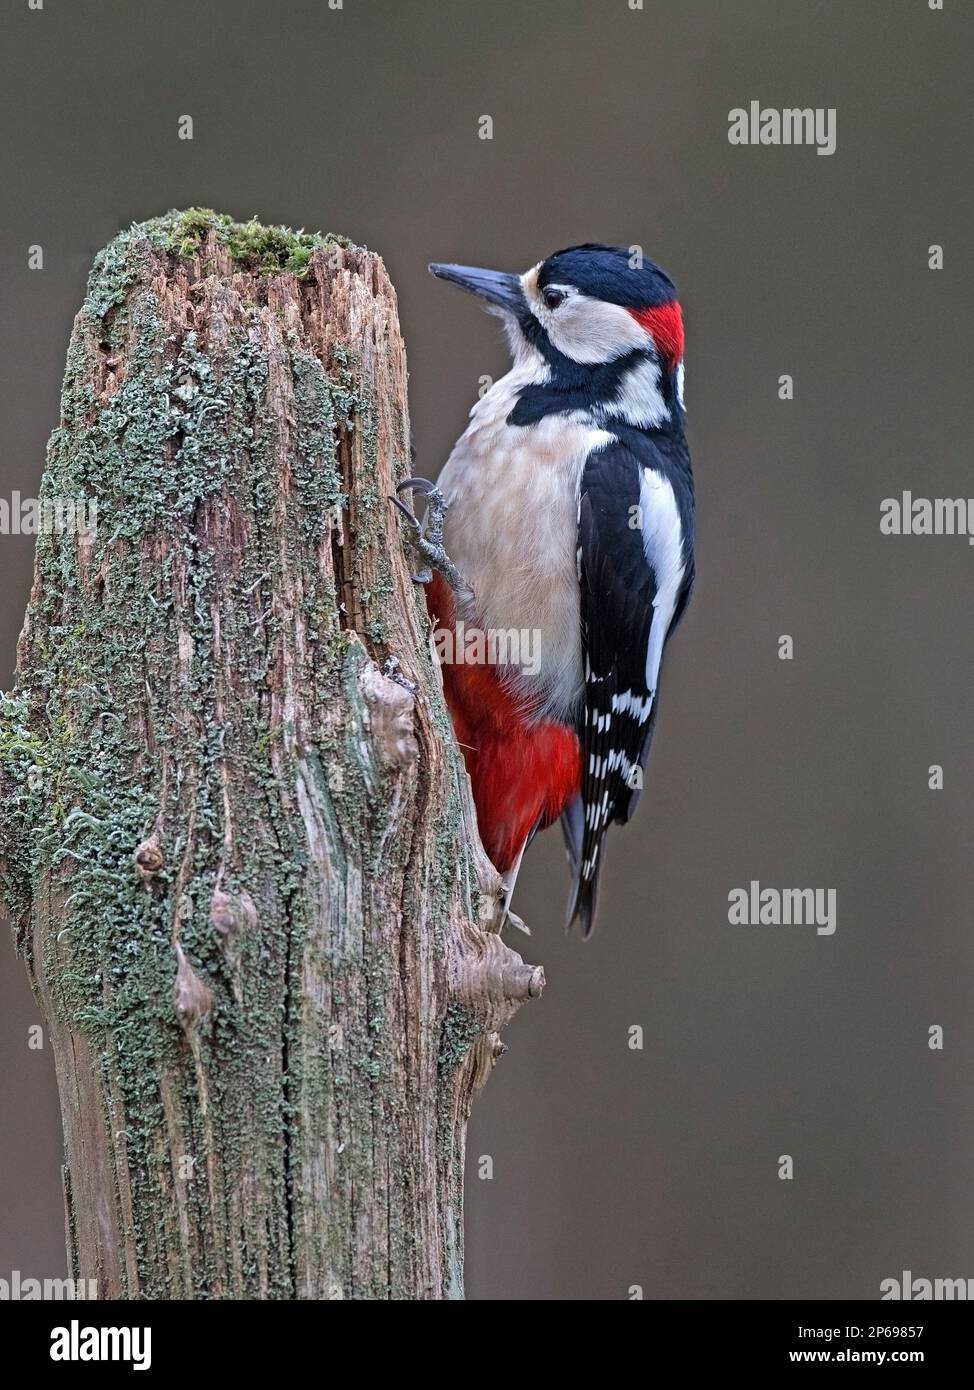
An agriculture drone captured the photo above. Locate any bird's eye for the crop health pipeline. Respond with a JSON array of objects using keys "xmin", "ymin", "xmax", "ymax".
[{"xmin": 542, "ymin": 286, "xmax": 567, "ymax": 311}]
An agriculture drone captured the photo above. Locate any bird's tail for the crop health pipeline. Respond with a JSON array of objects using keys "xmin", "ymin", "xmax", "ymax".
[{"xmin": 561, "ymin": 793, "xmax": 604, "ymax": 938}]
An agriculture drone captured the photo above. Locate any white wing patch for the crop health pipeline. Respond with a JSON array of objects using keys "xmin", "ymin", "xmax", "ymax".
[{"xmin": 638, "ymin": 467, "xmax": 685, "ymax": 697}]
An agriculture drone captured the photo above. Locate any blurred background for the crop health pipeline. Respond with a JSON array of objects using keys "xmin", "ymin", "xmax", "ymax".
[{"xmin": 1, "ymin": 0, "xmax": 973, "ymax": 1299}]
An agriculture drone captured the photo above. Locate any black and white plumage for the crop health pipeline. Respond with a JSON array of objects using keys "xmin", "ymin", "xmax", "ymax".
[
  {"xmin": 566, "ymin": 430, "xmax": 694, "ymax": 934},
  {"xmin": 424, "ymin": 243, "xmax": 696, "ymax": 936}
]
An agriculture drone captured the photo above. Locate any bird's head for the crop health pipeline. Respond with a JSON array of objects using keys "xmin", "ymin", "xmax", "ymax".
[{"xmin": 430, "ymin": 244, "xmax": 685, "ymax": 414}]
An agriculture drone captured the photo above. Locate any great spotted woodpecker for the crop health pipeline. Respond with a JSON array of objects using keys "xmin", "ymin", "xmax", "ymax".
[{"xmin": 397, "ymin": 244, "xmax": 695, "ymax": 936}]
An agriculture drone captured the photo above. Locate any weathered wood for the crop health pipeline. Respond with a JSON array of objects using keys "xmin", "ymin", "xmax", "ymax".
[{"xmin": 0, "ymin": 211, "xmax": 542, "ymax": 1300}]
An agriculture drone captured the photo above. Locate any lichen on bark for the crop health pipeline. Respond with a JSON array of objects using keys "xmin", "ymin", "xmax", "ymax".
[{"xmin": 0, "ymin": 211, "xmax": 542, "ymax": 1300}]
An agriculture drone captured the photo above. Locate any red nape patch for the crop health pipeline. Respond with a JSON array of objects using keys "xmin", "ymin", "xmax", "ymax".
[{"xmin": 628, "ymin": 300, "xmax": 684, "ymax": 371}]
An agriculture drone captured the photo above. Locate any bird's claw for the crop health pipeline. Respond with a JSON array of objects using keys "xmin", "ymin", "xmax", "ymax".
[
  {"xmin": 391, "ymin": 476, "xmax": 439, "ymax": 531},
  {"xmin": 390, "ymin": 495, "xmax": 422, "ymax": 530},
  {"xmin": 390, "ymin": 499, "xmax": 434, "ymax": 581},
  {"xmin": 391, "ymin": 476, "xmax": 470, "ymax": 596},
  {"xmin": 505, "ymin": 909, "xmax": 531, "ymax": 937},
  {"xmin": 397, "ymin": 475, "xmax": 439, "ymax": 501}
]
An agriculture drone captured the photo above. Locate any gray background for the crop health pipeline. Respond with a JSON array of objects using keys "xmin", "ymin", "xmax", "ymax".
[{"xmin": 2, "ymin": 0, "xmax": 972, "ymax": 1300}]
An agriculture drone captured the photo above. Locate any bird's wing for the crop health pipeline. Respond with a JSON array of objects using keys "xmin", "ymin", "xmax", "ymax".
[{"xmin": 565, "ymin": 433, "xmax": 694, "ymax": 935}]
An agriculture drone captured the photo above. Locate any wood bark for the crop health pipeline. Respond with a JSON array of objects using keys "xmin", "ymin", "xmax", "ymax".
[{"xmin": 0, "ymin": 212, "xmax": 542, "ymax": 1300}]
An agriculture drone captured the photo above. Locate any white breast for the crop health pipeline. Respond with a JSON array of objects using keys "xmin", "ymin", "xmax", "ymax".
[{"xmin": 437, "ymin": 364, "xmax": 613, "ymax": 723}]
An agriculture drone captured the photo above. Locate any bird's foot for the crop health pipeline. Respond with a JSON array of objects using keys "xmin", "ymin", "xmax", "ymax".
[
  {"xmin": 391, "ymin": 477, "xmax": 470, "ymax": 597},
  {"xmin": 505, "ymin": 908, "xmax": 531, "ymax": 937}
]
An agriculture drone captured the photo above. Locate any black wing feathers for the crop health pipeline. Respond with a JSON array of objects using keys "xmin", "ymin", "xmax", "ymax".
[{"xmin": 566, "ymin": 434, "xmax": 692, "ymax": 936}]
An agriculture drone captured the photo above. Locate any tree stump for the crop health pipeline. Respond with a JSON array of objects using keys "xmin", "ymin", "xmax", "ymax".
[{"xmin": 0, "ymin": 211, "xmax": 543, "ymax": 1300}]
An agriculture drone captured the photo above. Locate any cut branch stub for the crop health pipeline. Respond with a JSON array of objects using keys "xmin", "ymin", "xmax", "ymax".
[
  {"xmin": 172, "ymin": 942, "xmax": 214, "ymax": 1035},
  {"xmin": 134, "ymin": 836, "xmax": 164, "ymax": 880}
]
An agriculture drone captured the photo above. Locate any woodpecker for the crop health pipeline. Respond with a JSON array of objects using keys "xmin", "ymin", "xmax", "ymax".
[{"xmin": 398, "ymin": 244, "xmax": 695, "ymax": 936}]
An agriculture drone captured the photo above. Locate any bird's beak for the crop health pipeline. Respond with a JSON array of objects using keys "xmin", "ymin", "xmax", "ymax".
[{"xmin": 429, "ymin": 262, "xmax": 524, "ymax": 313}]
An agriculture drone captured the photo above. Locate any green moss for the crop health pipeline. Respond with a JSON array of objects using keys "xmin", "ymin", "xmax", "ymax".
[
  {"xmin": 168, "ymin": 207, "xmax": 228, "ymax": 259},
  {"xmin": 159, "ymin": 207, "xmax": 350, "ymax": 279},
  {"xmin": 438, "ymin": 1004, "xmax": 481, "ymax": 1076}
]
